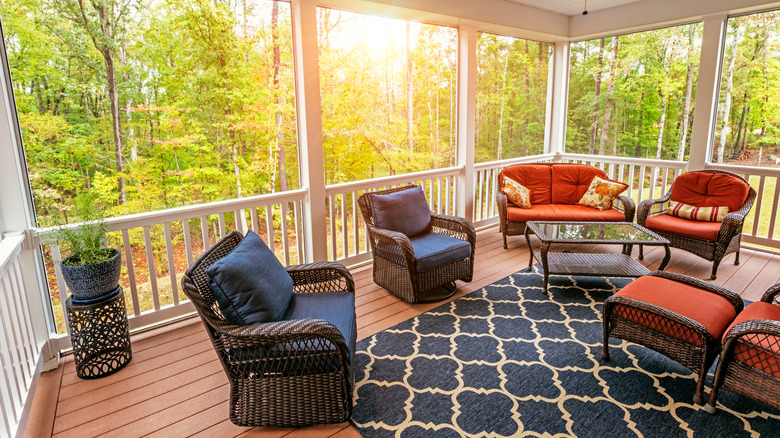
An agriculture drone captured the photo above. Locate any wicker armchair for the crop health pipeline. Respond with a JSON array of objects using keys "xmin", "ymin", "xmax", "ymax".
[
  {"xmin": 181, "ymin": 231, "xmax": 355, "ymax": 427},
  {"xmin": 706, "ymin": 283, "xmax": 780, "ymax": 414},
  {"xmin": 358, "ymin": 185, "xmax": 476, "ymax": 304},
  {"xmin": 637, "ymin": 170, "xmax": 756, "ymax": 280}
]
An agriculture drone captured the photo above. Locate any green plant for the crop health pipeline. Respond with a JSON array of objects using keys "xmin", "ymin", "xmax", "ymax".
[{"xmin": 53, "ymin": 193, "xmax": 111, "ymax": 266}]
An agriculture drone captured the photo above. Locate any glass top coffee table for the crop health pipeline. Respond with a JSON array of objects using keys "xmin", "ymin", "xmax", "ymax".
[{"xmin": 524, "ymin": 221, "xmax": 671, "ymax": 294}]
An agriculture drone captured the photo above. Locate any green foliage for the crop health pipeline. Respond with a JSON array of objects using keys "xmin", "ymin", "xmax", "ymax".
[{"xmin": 51, "ymin": 192, "xmax": 110, "ymax": 266}]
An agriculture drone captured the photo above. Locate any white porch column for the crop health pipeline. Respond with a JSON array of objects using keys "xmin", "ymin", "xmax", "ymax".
[
  {"xmin": 456, "ymin": 22, "xmax": 477, "ymax": 222},
  {"xmin": 547, "ymin": 40, "xmax": 570, "ymax": 157},
  {"xmin": 291, "ymin": 0, "xmax": 328, "ymax": 263},
  {"xmin": 689, "ymin": 13, "xmax": 727, "ymax": 170}
]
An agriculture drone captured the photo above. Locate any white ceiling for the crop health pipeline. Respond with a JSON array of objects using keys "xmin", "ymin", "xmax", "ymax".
[{"xmin": 505, "ymin": 0, "xmax": 641, "ymax": 16}]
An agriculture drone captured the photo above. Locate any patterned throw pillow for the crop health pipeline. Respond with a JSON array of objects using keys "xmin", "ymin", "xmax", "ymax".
[
  {"xmin": 502, "ymin": 176, "xmax": 532, "ymax": 209},
  {"xmin": 665, "ymin": 201, "xmax": 730, "ymax": 222},
  {"xmin": 577, "ymin": 176, "xmax": 628, "ymax": 210}
]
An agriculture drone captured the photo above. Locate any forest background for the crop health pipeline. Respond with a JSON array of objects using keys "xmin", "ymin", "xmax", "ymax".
[{"xmin": 1, "ymin": 0, "xmax": 779, "ymax": 226}]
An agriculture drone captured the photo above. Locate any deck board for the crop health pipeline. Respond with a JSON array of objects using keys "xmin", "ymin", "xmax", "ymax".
[{"xmin": 27, "ymin": 225, "xmax": 779, "ymax": 437}]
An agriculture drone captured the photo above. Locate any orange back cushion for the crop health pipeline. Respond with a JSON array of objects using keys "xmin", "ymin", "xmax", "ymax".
[
  {"xmin": 670, "ymin": 172, "xmax": 750, "ymax": 213},
  {"xmin": 499, "ymin": 165, "xmax": 552, "ymax": 205},
  {"xmin": 551, "ymin": 165, "xmax": 608, "ymax": 204}
]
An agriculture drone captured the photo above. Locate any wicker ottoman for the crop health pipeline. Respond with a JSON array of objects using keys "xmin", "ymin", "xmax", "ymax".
[{"xmin": 602, "ymin": 271, "xmax": 743, "ymax": 404}]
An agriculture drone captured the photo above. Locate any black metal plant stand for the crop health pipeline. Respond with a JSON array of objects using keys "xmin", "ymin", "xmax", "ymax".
[{"xmin": 65, "ymin": 286, "xmax": 132, "ymax": 379}]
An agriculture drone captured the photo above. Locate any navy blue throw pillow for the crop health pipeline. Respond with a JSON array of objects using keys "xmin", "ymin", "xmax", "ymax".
[
  {"xmin": 372, "ymin": 186, "xmax": 431, "ymax": 237},
  {"xmin": 206, "ymin": 230, "xmax": 293, "ymax": 325}
]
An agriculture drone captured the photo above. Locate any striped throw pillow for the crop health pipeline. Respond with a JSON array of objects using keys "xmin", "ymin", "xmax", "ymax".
[
  {"xmin": 665, "ymin": 201, "xmax": 730, "ymax": 222},
  {"xmin": 502, "ymin": 176, "xmax": 532, "ymax": 209}
]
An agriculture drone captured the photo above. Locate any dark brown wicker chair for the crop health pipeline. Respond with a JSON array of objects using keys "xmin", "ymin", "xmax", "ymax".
[
  {"xmin": 637, "ymin": 170, "xmax": 756, "ymax": 280},
  {"xmin": 706, "ymin": 283, "xmax": 780, "ymax": 414},
  {"xmin": 358, "ymin": 185, "xmax": 476, "ymax": 304},
  {"xmin": 181, "ymin": 231, "xmax": 355, "ymax": 427}
]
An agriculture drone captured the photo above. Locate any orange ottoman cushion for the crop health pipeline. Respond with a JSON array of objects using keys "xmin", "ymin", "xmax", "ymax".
[
  {"xmin": 499, "ymin": 165, "xmax": 552, "ymax": 206},
  {"xmin": 613, "ymin": 276, "xmax": 738, "ymax": 346},
  {"xmin": 723, "ymin": 301, "xmax": 780, "ymax": 378},
  {"xmin": 671, "ymin": 172, "xmax": 750, "ymax": 213},
  {"xmin": 644, "ymin": 214, "xmax": 721, "ymax": 242}
]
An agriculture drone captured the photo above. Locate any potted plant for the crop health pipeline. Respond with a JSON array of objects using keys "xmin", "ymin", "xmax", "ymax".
[{"xmin": 53, "ymin": 194, "xmax": 121, "ymax": 302}]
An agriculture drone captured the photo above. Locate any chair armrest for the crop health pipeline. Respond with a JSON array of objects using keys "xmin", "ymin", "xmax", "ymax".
[
  {"xmin": 647, "ymin": 270, "xmax": 744, "ymax": 314},
  {"xmin": 286, "ymin": 261, "xmax": 355, "ymax": 294},
  {"xmin": 366, "ymin": 224, "xmax": 416, "ymax": 268},
  {"xmin": 496, "ymin": 188, "xmax": 508, "ymax": 220},
  {"xmin": 761, "ymin": 283, "xmax": 780, "ymax": 305},
  {"xmin": 613, "ymin": 196, "xmax": 636, "ymax": 222},
  {"xmin": 722, "ymin": 318, "xmax": 780, "ymax": 353},
  {"xmin": 637, "ymin": 191, "xmax": 672, "ymax": 226},
  {"xmin": 430, "ymin": 213, "xmax": 476, "ymax": 247}
]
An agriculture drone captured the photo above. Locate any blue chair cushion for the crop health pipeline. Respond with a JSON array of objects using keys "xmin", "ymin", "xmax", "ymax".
[
  {"xmin": 285, "ymin": 291, "xmax": 356, "ymax": 359},
  {"xmin": 371, "ymin": 186, "xmax": 431, "ymax": 237},
  {"xmin": 206, "ymin": 230, "xmax": 293, "ymax": 325},
  {"xmin": 411, "ymin": 233, "xmax": 471, "ymax": 273}
]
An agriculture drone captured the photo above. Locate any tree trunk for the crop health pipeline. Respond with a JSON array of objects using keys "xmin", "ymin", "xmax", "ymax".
[
  {"xmin": 590, "ymin": 38, "xmax": 605, "ymax": 155},
  {"xmin": 271, "ymin": 2, "xmax": 287, "ymax": 192},
  {"xmin": 718, "ymin": 26, "xmax": 739, "ymax": 164},
  {"xmin": 497, "ymin": 47, "xmax": 510, "ymax": 161},
  {"xmin": 655, "ymin": 95, "xmax": 668, "ymax": 159},
  {"xmin": 599, "ymin": 36, "xmax": 619, "ymax": 155},
  {"xmin": 406, "ymin": 22, "xmax": 413, "ymax": 153},
  {"xmin": 677, "ymin": 24, "xmax": 696, "ymax": 161}
]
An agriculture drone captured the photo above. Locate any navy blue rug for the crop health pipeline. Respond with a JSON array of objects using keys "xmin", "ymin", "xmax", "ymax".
[{"xmin": 351, "ymin": 267, "xmax": 780, "ymax": 437}]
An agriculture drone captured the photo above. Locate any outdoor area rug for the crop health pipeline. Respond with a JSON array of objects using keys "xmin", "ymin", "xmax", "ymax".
[{"xmin": 351, "ymin": 266, "xmax": 780, "ymax": 437}]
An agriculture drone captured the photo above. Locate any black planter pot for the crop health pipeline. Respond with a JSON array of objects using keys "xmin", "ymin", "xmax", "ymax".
[{"xmin": 61, "ymin": 248, "xmax": 122, "ymax": 301}]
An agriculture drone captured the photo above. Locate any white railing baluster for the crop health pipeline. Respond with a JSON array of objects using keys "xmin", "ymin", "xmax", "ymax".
[
  {"xmin": 445, "ymin": 177, "xmax": 451, "ymax": 215},
  {"xmin": 329, "ymin": 196, "xmax": 337, "ymax": 260},
  {"xmin": 281, "ymin": 202, "xmax": 291, "ymax": 266},
  {"xmin": 122, "ymin": 229, "xmax": 141, "ymax": 316},
  {"xmin": 200, "ymin": 216, "xmax": 210, "ymax": 251},
  {"xmin": 294, "ymin": 201, "xmax": 303, "ymax": 264},
  {"xmin": 618, "ymin": 164, "xmax": 625, "ymax": 185},
  {"xmin": 217, "ymin": 213, "xmax": 226, "ymax": 239},
  {"xmin": 352, "ymin": 192, "xmax": 360, "ymax": 256},
  {"xmin": 4, "ymin": 272, "xmax": 32, "ymax": 388},
  {"xmin": 182, "ymin": 219, "xmax": 194, "ymax": 267},
  {"xmin": 163, "ymin": 223, "xmax": 179, "ymax": 306},
  {"xmin": 10, "ymin": 261, "xmax": 36, "ymax": 374},
  {"xmin": 0, "ymin": 278, "xmax": 22, "ymax": 416},
  {"xmin": 752, "ymin": 175, "xmax": 764, "ymax": 237},
  {"xmin": 341, "ymin": 193, "xmax": 348, "ymax": 258},
  {"xmin": 265, "ymin": 205, "xmax": 275, "ymax": 256},
  {"xmin": 768, "ymin": 176, "xmax": 780, "ymax": 241},
  {"xmin": 250, "ymin": 207, "xmax": 259, "ymax": 234},
  {"xmin": 627, "ymin": 165, "xmax": 636, "ymax": 198},
  {"xmin": 143, "ymin": 226, "xmax": 160, "ymax": 311},
  {"xmin": 50, "ymin": 244, "xmax": 70, "ymax": 332}
]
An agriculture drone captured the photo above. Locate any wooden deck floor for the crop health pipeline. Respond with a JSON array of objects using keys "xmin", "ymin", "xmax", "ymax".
[{"xmin": 24, "ymin": 225, "xmax": 780, "ymax": 438}]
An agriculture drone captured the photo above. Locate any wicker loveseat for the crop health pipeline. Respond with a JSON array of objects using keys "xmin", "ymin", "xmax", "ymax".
[{"xmin": 496, "ymin": 163, "xmax": 636, "ymax": 248}]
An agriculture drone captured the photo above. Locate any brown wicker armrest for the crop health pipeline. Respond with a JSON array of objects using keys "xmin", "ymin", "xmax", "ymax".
[
  {"xmin": 286, "ymin": 261, "xmax": 355, "ymax": 294},
  {"xmin": 723, "ymin": 319, "xmax": 780, "ymax": 345},
  {"xmin": 761, "ymin": 283, "xmax": 780, "ymax": 304},
  {"xmin": 430, "ymin": 213, "xmax": 477, "ymax": 246},
  {"xmin": 637, "ymin": 192, "xmax": 672, "ymax": 225},
  {"xmin": 647, "ymin": 270, "xmax": 744, "ymax": 313},
  {"xmin": 613, "ymin": 195, "xmax": 636, "ymax": 222},
  {"xmin": 367, "ymin": 224, "xmax": 416, "ymax": 270}
]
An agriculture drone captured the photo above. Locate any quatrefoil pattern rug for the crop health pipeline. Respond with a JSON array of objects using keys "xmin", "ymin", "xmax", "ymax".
[{"xmin": 351, "ymin": 267, "xmax": 780, "ymax": 437}]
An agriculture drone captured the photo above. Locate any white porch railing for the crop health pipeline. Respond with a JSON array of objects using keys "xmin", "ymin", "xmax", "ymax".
[
  {"xmin": 26, "ymin": 154, "xmax": 780, "ymax": 354},
  {"xmin": 34, "ymin": 189, "xmax": 307, "ymax": 347},
  {"xmin": 0, "ymin": 234, "xmax": 38, "ymax": 438}
]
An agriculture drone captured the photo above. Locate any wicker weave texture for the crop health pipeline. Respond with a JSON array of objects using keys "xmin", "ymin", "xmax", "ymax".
[
  {"xmin": 66, "ymin": 290, "xmax": 132, "ymax": 379},
  {"xmin": 637, "ymin": 170, "xmax": 756, "ymax": 280},
  {"xmin": 180, "ymin": 231, "xmax": 355, "ymax": 427},
  {"xmin": 358, "ymin": 185, "xmax": 475, "ymax": 304},
  {"xmin": 707, "ymin": 283, "xmax": 780, "ymax": 413}
]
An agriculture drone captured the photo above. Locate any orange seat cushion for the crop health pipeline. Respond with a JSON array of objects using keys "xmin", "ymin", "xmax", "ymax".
[
  {"xmin": 551, "ymin": 165, "xmax": 608, "ymax": 205},
  {"xmin": 613, "ymin": 276, "xmax": 738, "ymax": 346},
  {"xmin": 499, "ymin": 165, "xmax": 552, "ymax": 206},
  {"xmin": 671, "ymin": 172, "xmax": 750, "ymax": 213},
  {"xmin": 723, "ymin": 301, "xmax": 780, "ymax": 378},
  {"xmin": 644, "ymin": 214, "xmax": 721, "ymax": 242},
  {"xmin": 506, "ymin": 204, "xmax": 626, "ymax": 223}
]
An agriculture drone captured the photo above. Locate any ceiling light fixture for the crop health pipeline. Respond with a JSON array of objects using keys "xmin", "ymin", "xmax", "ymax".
[{"xmin": 582, "ymin": 0, "xmax": 588, "ymax": 15}]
